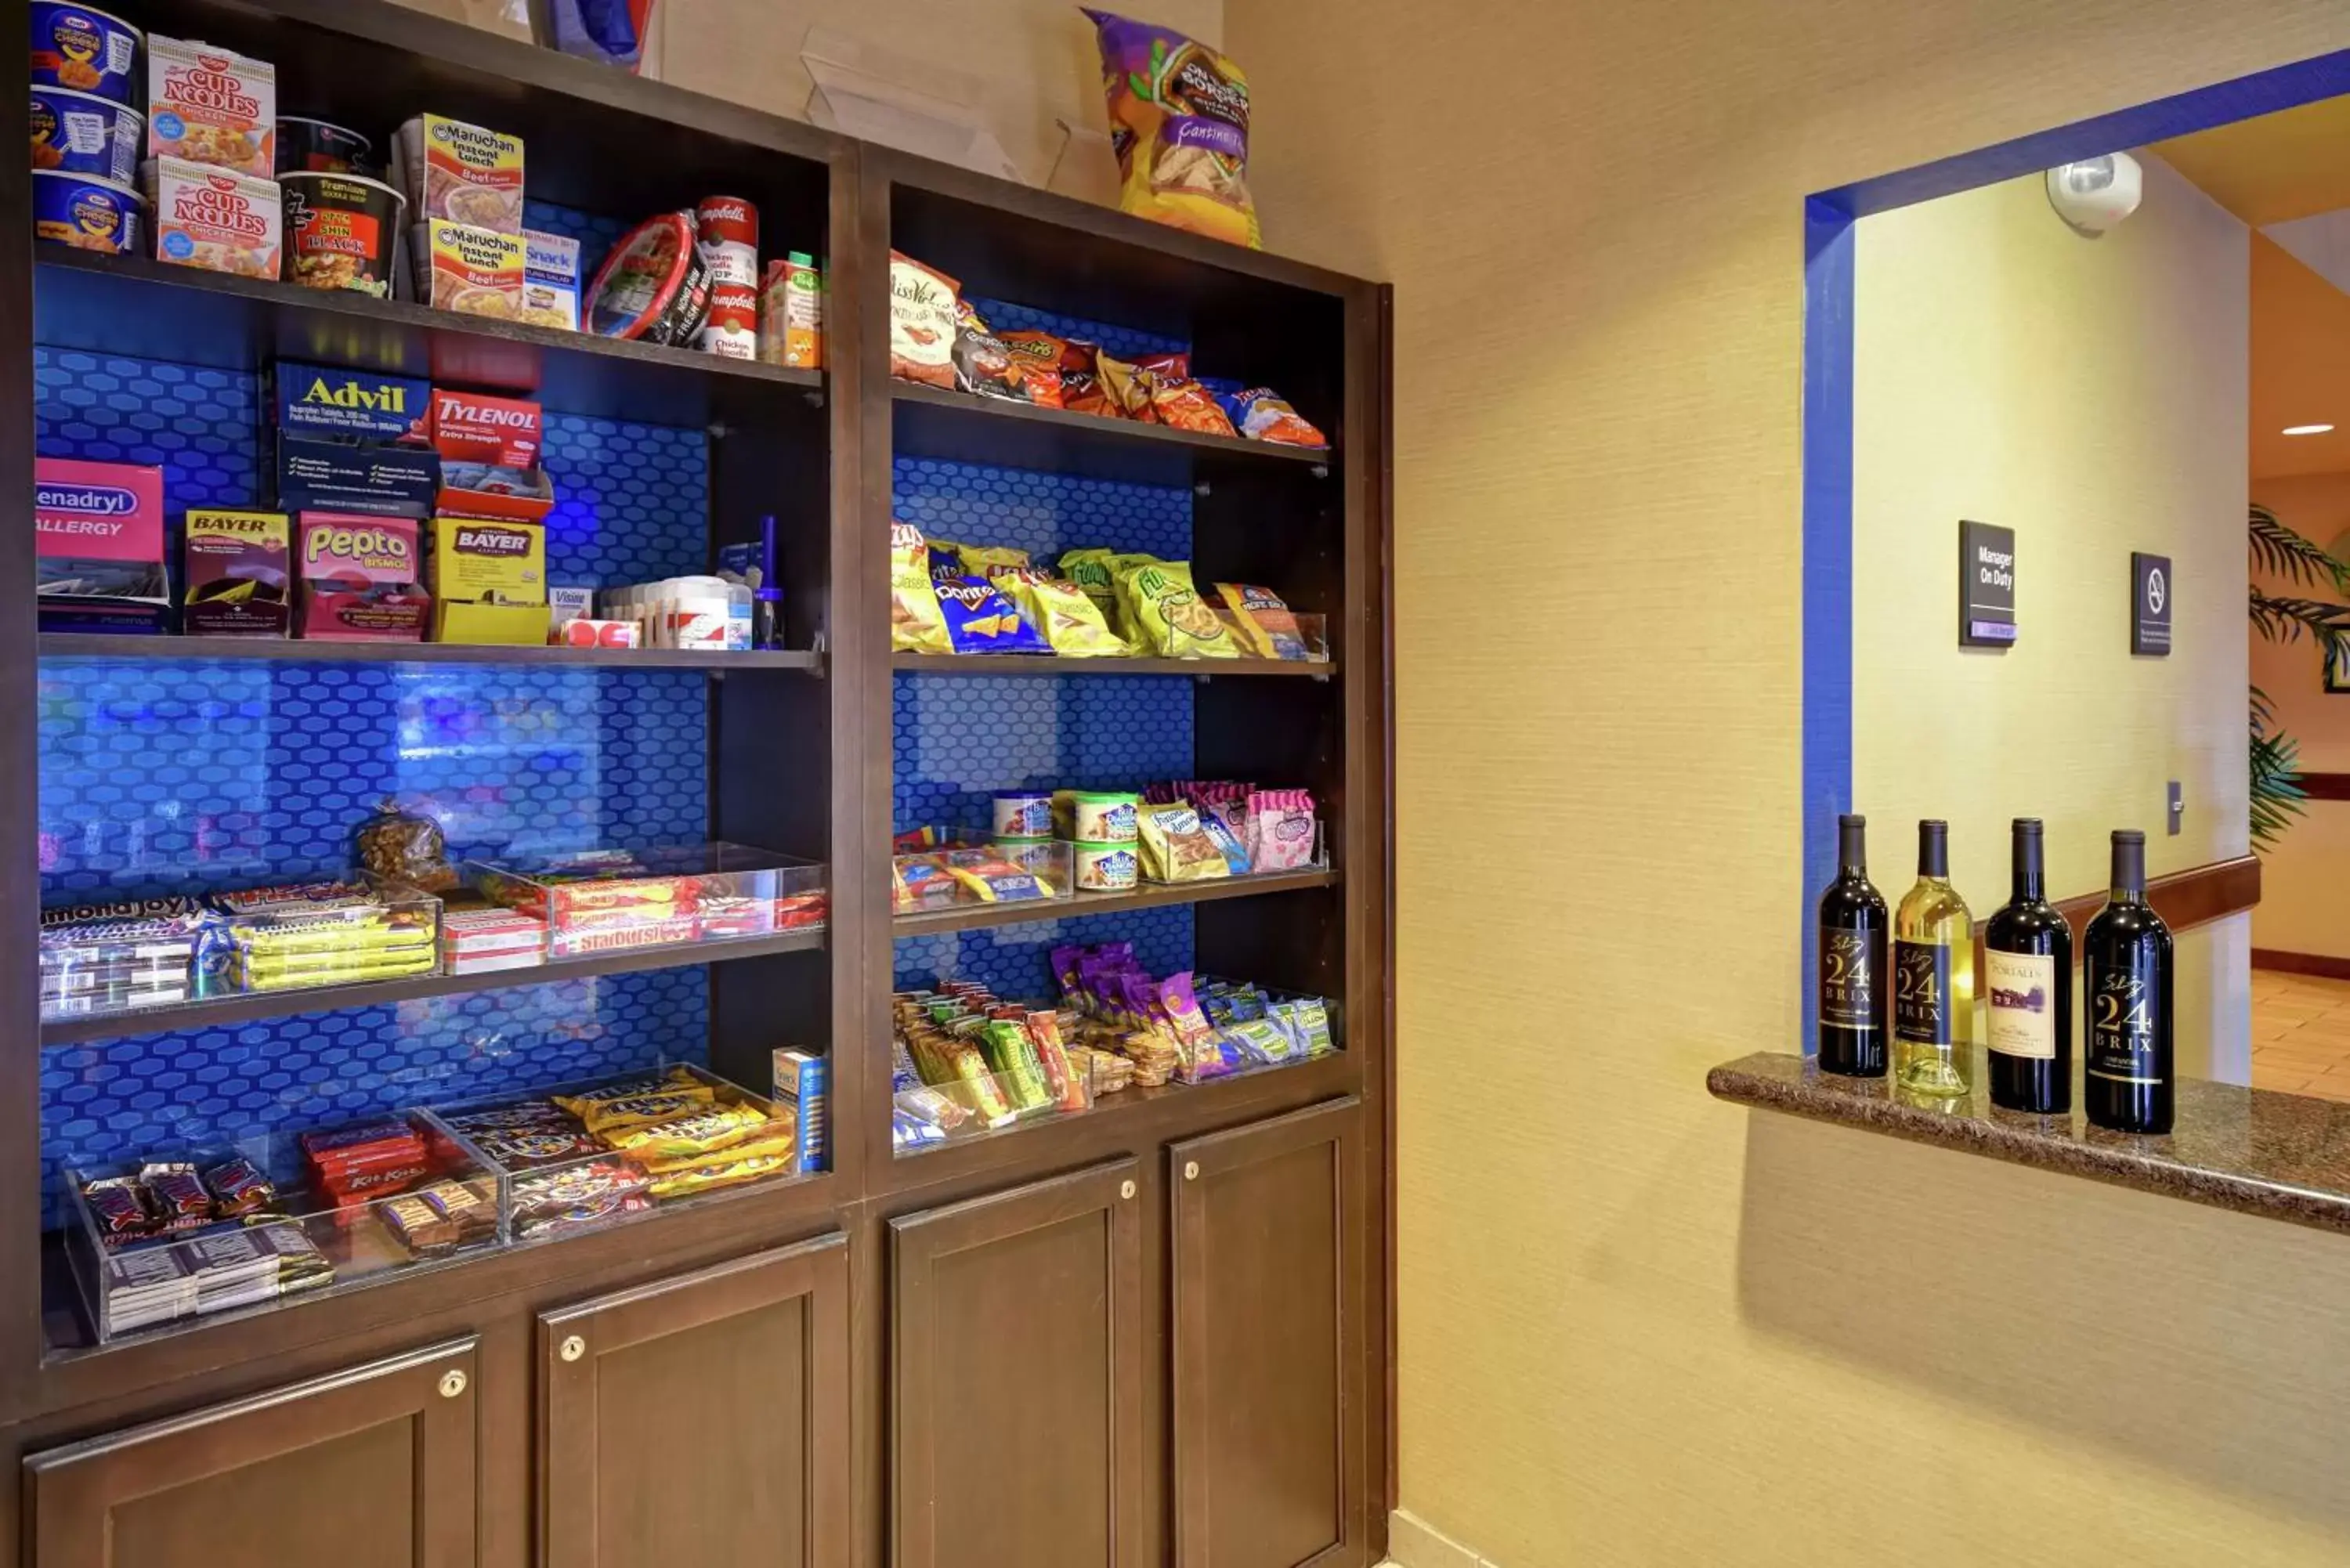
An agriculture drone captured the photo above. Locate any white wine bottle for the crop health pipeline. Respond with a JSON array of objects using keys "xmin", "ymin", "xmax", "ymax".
[{"xmin": 1893, "ymin": 819, "xmax": 1975, "ymax": 1097}]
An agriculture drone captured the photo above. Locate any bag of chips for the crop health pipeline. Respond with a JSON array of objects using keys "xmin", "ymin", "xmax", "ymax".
[
  {"xmin": 888, "ymin": 252, "xmax": 959, "ymax": 388},
  {"xmin": 990, "ymin": 565, "xmax": 1130, "ymax": 656},
  {"xmin": 956, "ymin": 543, "xmax": 1032, "ymax": 576},
  {"xmin": 1095, "ymin": 352, "xmax": 1157, "ymax": 421},
  {"xmin": 1084, "ymin": 9, "xmax": 1260, "ymax": 249},
  {"xmin": 953, "ymin": 301, "xmax": 1030, "ymax": 401},
  {"xmin": 890, "ymin": 521, "xmax": 952, "ymax": 653},
  {"xmin": 1001, "ymin": 331, "xmax": 1073, "ymax": 408},
  {"xmin": 1114, "ymin": 557, "xmax": 1240, "ymax": 659},
  {"xmin": 1215, "ymin": 581, "xmax": 1308, "ymax": 659},
  {"xmin": 1199, "ymin": 378, "xmax": 1327, "ymax": 447},
  {"xmin": 1138, "ymin": 352, "xmax": 1238, "ymax": 436},
  {"xmin": 935, "ymin": 575, "xmax": 1051, "ymax": 654}
]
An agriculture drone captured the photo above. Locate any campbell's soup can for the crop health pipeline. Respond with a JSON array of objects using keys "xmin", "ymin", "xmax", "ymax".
[
  {"xmin": 696, "ymin": 194, "xmax": 758, "ymax": 286},
  {"xmin": 699, "ymin": 281, "xmax": 758, "ymax": 359}
]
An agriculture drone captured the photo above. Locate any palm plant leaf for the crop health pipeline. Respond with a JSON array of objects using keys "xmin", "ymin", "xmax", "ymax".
[
  {"xmin": 2247, "ymin": 587, "xmax": 2350, "ymax": 648},
  {"xmin": 2251, "ymin": 504, "xmax": 2350, "ymax": 593}
]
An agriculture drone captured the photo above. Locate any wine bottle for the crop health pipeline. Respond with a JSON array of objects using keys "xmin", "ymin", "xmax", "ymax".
[
  {"xmin": 1983, "ymin": 818, "xmax": 2072, "ymax": 1114},
  {"xmin": 1893, "ymin": 819, "xmax": 1974, "ymax": 1097},
  {"xmin": 1817, "ymin": 814, "xmax": 1889, "ymax": 1075},
  {"xmin": 2084, "ymin": 829, "xmax": 2174, "ymax": 1134}
]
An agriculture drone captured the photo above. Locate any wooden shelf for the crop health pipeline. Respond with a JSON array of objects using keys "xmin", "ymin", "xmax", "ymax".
[
  {"xmin": 40, "ymin": 634, "xmax": 825, "ymax": 673},
  {"xmin": 890, "ymin": 380, "xmax": 1332, "ymax": 483},
  {"xmin": 892, "ymin": 652, "xmax": 1332, "ymax": 677},
  {"xmin": 891, "ymin": 867, "xmax": 1339, "ymax": 935},
  {"xmin": 34, "ymin": 250, "xmax": 822, "ymax": 425},
  {"xmin": 39, "ymin": 927, "xmax": 826, "ymax": 1048}
]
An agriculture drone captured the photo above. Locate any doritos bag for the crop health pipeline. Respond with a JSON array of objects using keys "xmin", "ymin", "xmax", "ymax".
[
  {"xmin": 935, "ymin": 576, "xmax": 1051, "ymax": 654},
  {"xmin": 1084, "ymin": 9, "xmax": 1260, "ymax": 249}
]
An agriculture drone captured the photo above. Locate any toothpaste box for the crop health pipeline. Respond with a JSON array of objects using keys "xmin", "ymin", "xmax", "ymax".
[
  {"xmin": 182, "ymin": 509, "xmax": 291, "ymax": 637},
  {"xmin": 769, "ymin": 1049, "xmax": 830, "ymax": 1174},
  {"xmin": 272, "ymin": 363, "xmax": 431, "ymax": 446},
  {"xmin": 521, "ymin": 229, "xmax": 580, "ymax": 332},
  {"xmin": 429, "ymin": 388, "xmax": 541, "ymax": 469},
  {"xmin": 297, "ymin": 512, "xmax": 428, "ymax": 640},
  {"xmin": 35, "ymin": 457, "xmax": 170, "ymax": 633},
  {"xmin": 277, "ymin": 432, "xmax": 439, "ymax": 518}
]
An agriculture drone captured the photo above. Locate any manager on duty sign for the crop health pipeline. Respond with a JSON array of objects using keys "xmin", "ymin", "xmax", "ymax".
[{"xmin": 1959, "ymin": 520, "xmax": 2017, "ymax": 648}]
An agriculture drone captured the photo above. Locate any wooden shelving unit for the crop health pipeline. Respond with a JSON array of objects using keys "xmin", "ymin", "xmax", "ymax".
[{"xmin": 2, "ymin": 4, "xmax": 1392, "ymax": 1564}]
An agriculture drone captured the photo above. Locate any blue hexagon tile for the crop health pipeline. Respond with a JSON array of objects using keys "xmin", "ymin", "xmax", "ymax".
[
  {"xmin": 892, "ymin": 905, "xmax": 1193, "ymax": 996},
  {"xmin": 891, "ymin": 672, "xmax": 1191, "ymax": 831},
  {"xmin": 39, "ymin": 968, "xmax": 708, "ymax": 1223}
]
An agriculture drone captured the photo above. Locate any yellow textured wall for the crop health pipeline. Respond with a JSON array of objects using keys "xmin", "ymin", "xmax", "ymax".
[
  {"xmin": 2251, "ymin": 471, "xmax": 2350, "ymax": 959},
  {"xmin": 1850, "ymin": 161, "xmax": 2251, "ymax": 1079},
  {"xmin": 1219, "ymin": 0, "xmax": 2350, "ymax": 1563}
]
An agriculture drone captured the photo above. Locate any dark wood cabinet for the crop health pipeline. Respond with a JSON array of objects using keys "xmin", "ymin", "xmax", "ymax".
[
  {"xmin": 536, "ymin": 1232, "xmax": 851, "ymax": 1568},
  {"xmin": 890, "ymin": 1160, "xmax": 1145, "ymax": 1568},
  {"xmin": 24, "ymin": 1337, "xmax": 481, "ymax": 1568},
  {"xmin": 1170, "ymin": 1100, "xmax": 1364, "ymax": 1568}
]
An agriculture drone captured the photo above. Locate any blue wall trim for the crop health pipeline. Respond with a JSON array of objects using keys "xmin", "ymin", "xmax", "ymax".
[{"xmin": 1799, "ymin": 46, "xmax": 2350, "ymax": 1055}]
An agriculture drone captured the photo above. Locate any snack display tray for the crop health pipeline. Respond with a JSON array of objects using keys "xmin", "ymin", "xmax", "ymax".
[
  {"xmin": 891, "ymin": 379, "xmax": 1334, "ymax": 485},
  {"xmin": 892, "ymin": 652, "xmax": 1332, "ymax": 677},
  {"xmin": 894, "ymin": 1056, "xmax": 1098, "ymax": 1151},
  {"xmin": 42, "ymin": 634, "xmax": 826, "ymax": 672},
  {"xmin": 39, "ymin": 926, "xmax": 826, "ymax": 1048},
  {"xmin": 34, "ymin": 248, "xmax": 822, "ymax": 427},
  {"xmin": 891, "ymin": 865, "xmax": 1340, "ymax": 934},
  {"xmin": 463, "ymin": 844, "xmax": 828, "ymax": 957}
]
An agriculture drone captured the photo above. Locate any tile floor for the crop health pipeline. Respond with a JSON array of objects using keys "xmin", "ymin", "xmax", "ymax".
[{"xmin": 2250, "ymin": 969, "xmax": 2350, "ymax": 1100}]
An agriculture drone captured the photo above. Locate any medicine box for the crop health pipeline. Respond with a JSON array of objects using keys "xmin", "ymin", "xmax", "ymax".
[
  {"xmin": 182, "ymin": 510, "xmax": 291, "ymax": 636},
  {"xmin": 425, "ymin": 517, "xmax": 544, "ymax": 605},
  {"xmin": 35, "ymin": 456, "xmax": 169, "ymax": 633},
  {"xmin": 271, "ymin": 363, "xmax": 430, "ymax": 446}
]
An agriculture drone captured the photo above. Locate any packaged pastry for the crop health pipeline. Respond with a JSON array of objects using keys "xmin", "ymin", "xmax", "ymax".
[
  {"xmin": 1215, "ymin": 582, "xmax": 1308, "ymax": 659},
  {"xmin": 889, "ymin": 521, "xmax": 953, "ymax": 653},
  {"xmin": 1136, "ymin": 802, "xmax": 1230, "ymax": 883},
  {"xmin": 888, "ymin": 251, "xmax": 959, "ymax": 389},
  {"xmin": 953, "ymin": 301, "xmax": 1030, "ymax": 401},
  {"xmin": 1085, "ymin": 9, "xmax": 1259, "ymax": 248},
  {"xmin": 989, "ymin": 566, "xmax": 1127, "ymax": 656},
  {"xmin": 935, "ymin": 575, "xmax": 1050, "ymax": 655},
  {"xmin": 1114, "ymin": 557, "xmax": 1241, "ymax": 659},
  {"xmin": 1138, "ymin": 352, "xmax": 1238, "ymax": 435},
  {"xmin": 1246, "ymin": 788, "xmax": 1318, "ymax": 870}
]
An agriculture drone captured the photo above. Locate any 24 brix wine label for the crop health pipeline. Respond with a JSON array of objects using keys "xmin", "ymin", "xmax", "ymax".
[
  {"xmin": 1820, "ymin": 930, "xmax": 1878, "ymax": 1031},
  {"xmin": 1893, "ymin": 940, "xmax": 1951, "ymax": 1045},
  {"xmin": 2088, "ymin": 961, "xmax": 2161, "ymax": 1085}
]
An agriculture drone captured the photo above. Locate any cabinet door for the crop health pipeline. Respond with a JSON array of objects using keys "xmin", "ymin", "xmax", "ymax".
[
  {"xmin": 891, "ymin": 1158, "xmax": 1143, "ymax": 1568},
  {"xmin": 1170, "ymin": 1099, "xmax": 1363, "ymax": 1568},
  {"xmin": 26, "ymin": 1337, "xmax": 481, "ymax": 1568},
  {"xmin": 537, "ymin": 1231, "xmax": 849, "ymax": 1568}
]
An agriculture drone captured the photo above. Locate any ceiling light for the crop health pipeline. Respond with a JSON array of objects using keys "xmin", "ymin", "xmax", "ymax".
[{"xmin": 2284, "ymin": 424, "xmax": 2337, "ymax": 436}]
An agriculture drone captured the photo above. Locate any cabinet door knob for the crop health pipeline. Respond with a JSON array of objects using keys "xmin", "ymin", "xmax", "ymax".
[
  {"xmin": 439, "ymin": 1369, "xmax": 468, "ymax": 1399},
  {"xmin": 560, "ymin": 1335, "xmax": 587, "ymax": 1363},
  {"xmin": 1119, "ymin": 1179, "xmax": 1137, "ymax": 1200},
  {"xmin": 1184, "ymin": 1162, "xmax": 1200, "ymax": 1181}
]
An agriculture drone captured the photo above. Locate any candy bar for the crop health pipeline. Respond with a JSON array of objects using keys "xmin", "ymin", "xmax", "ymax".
[
  {"xmin": 469, "ymin": 1124, "xmax": 603, "ymax": 1169},
  {"xmin": 577, "ymin": 1089, "xmax": 714, "ymax": 1137},
  {"xmin": 139, "ymin": 1162, "xmax": 214, "ymax": 1227},
  {"xmin": 255, "ymin": 1222, "xmax": 334, "ymax": 1294},
  {"xmin": 599, "ymin": 1104, "xmax": 768, "ymax": 1162},
  {"xmin": 647, "ymin": 1153, "xmax": 792, "ymax": 1199},
  {"xmin": 201, "ymin": 1155, "xmax": 277, "ymax": 1216}
]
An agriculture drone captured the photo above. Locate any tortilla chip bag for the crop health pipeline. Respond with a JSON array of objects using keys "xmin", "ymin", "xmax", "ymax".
[
  {"xmin": 935, "ymin": 575, "xmax": 1051, "ymax": 654},
  {"xmin": 1084, "ymin": 9, "xmax": 1260, "ymax": 250},
  {"xmin": 890, "ymin": 521, "xmax": 952, "ymax": 653},
  {"xmin": 991, "ymin": 565, "xmax": 1129, "ymax": 657},
  {"xmin": 1214, "ymin": 581, "xmax": 1308, "ymax": 659},
  {"xmin": 1114, "ymin": 557, "xmax": 1239, "ymax": 659}
]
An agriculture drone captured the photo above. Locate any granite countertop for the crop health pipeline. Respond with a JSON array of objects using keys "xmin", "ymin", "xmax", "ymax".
[{"xmin": 1707, "ymin": 1051, "xmax": 2350, "ymax": 1234}]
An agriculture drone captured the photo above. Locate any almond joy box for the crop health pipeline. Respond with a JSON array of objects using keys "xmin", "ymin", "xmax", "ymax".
[{"xmin": 297, "ymin": 512, "xmax": 428, "ymax": 640}]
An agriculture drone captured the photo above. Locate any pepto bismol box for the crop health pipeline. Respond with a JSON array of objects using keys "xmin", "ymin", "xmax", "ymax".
[{"xmin": 272, "ymin": 362, "xmax": 430, "ymax": 445}]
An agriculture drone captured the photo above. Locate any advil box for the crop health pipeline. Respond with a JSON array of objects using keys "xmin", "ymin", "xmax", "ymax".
[
  {"xmin": 35, "ymin": 457, "xmax": 169, "ymax": 633},
  {"xmin": 269, "ymin": 362, "xmax": 430, "ymax": 445}
]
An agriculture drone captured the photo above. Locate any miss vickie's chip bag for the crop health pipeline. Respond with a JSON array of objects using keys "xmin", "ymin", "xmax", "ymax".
[{"xmin": 1084, "ymin": 9, "xmax": 1259, "ymax": 249}]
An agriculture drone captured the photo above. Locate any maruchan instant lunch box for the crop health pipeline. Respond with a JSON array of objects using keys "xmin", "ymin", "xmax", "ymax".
[
  {"xmin": 585, "ymin": 211, "xmax": 714, "ymax": 345},
  {"xmin": 30, "ymin": 85, "xmax": 140, "ymax": 183},
  {"xmin": 29, "ymin": 3, "xmax": 141, "ymax": 105},
  {"xmin": 281, "ymin": 171, "xmax": 405, "ymax": 297},
  {"xmin": 277, "ymin": 117, "xmax": 376, "ymax": 176},
  {"xmin": 31, "ymin": 168, "xmax": 140, "ymax": 255}
]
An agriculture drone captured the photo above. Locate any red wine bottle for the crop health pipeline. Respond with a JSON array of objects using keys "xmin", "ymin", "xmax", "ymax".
[
  {"xmin": 1817, "ymin": 814, "xmax": 1888, "ymax": 1075},
  {"xmin": 2083, "ymin": 830, "xmax": 2173, "ymax": 1134},
  {"xmin": 1983, "ymin": 818, "xmax": 2071, "ymax": 1114}
]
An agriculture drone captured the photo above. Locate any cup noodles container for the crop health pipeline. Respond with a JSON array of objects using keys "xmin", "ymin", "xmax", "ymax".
[
  {"xmin": 395, "ymin": 114, "xmax": 524, "ymax": 234},
  {"xmin": 277, "ymin": 117, "xmax": 374, "ymax": 176},
  {"xmin": 31, "ymin": 168, "xmax": 141, "ymax": 255},
  {"xmin": 695, "ymin": 195, "xmax": 757, "ymax": 286},
  {"xmin": 31, "ymin": 4, "xmax": 142, "ymax": 106},
  {"xmin": 31, "ymin": 85, "xmax": 142, "ymax": 182},
  {"xmin": 428, "ymin": 388, "xmax": 541, "ymax": 469},
  {"xmin": 522, "ymin": 229, "xmax": 581, "ymax": 332},
  {"xmin": 146, "ymin": 36, "xmax": 276, "ymax": 179},
  {"xmin": 145, "ymin": 156, "xmax": 280, "ymax": 278},
  {"xmin": 585, "ymin": 211, "xmax": 713, "ymax": 345},
  {"xmin": 35, "ymin": 457, "xmax": 168, "ymax": 632},
  {"xmin": 412, "ymin": 219, "xmax": 523, "ymax": 320},
  {"xmin": 181, "ymin": 510, "xmax": 291, "ymax": 636},
  {"xmin": 698, "ymin": 282, "xmax": 757, "ymax": 360},
  {"xmin": 280, "ymin": 171, "xmax": 403, "ymax": 297},
  {"xmin": 296, "ymin": 512, "xmax": 428, "ymax": 641}
]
